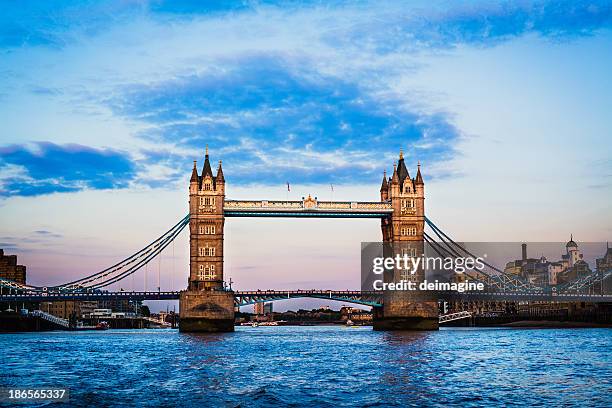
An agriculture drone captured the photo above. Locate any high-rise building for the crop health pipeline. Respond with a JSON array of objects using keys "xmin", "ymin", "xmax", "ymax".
[{"xmin": 0, "ymin": 249, "xmax": 26, "ymax": 284}]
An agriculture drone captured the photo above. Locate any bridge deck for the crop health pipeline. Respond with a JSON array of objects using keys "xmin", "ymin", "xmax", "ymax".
[{"xmin": 223, "ymin": 199, "xmax": 393, "ymax": 218}]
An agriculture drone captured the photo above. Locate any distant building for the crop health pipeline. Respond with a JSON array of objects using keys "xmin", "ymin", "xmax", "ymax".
[
  {"xmin": 0, "ymin": 249, "xmax": 27, "ymax": 284},
  {"xmin": 596, "ymin": 243, "xmax": 612, "ymax": 272},
  {"xmin": 43, "ymin": 300, "xmax": 98, "ymax": 319},
  {"xmin": 596, "ymin": 242, "xmax": 612, "ymax": 293},
  {"xmin": 254, "ymin": 302, "xmax": 273, "ymax": 315},
  {"xmin": 504, "ymin": 236, "xmax": 592, "ymax": 286},
  {"xmin": 254, "ymin": 302, "xmax": 264, "ymax": 315},
  {"xmin": 340, "ymin": 306, "xmax": 372, "ymax": 324},
  {"xmin": 97, "ymin": 299, "xmax": 143, "ymax": 315}
]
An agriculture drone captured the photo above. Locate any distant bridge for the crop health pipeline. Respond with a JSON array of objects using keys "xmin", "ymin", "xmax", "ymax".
[{"xmin": 2, "ymin": 289, "xmax": 610, "ymax": 307}]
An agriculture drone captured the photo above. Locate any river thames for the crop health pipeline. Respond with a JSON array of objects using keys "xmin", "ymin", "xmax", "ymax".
[{"xmin": 1, "ymin": 326, "xmax": 610, "ymax": 407}]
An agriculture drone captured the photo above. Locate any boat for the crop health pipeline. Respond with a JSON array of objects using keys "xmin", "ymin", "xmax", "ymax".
[
  {"xmin": 345, "ymin": 319, "xmax": 354, "ymax": 326},
  {"xmin": 95, "ymin": 321, "xmax": 109, "ymax": 330}
]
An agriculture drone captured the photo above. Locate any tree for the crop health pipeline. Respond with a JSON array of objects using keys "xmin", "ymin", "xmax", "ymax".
[{"xmin": 141, "ymin": 305, "xmax": 151, "ymax": 317}]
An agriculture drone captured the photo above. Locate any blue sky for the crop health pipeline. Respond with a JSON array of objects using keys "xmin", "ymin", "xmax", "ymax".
[{"xmin": 0, "ymin": 1, "xmax": 611, "ymax": 309}]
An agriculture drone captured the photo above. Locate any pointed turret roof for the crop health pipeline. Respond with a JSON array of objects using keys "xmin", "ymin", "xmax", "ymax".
[
  {"xmin": 380, "ymin": 171, "xmax": 388, "ymax": 192},
  {"xmin": 201, "ymin": 146, "xmax": 213, "ymax": 178},
  {"xmin": 391, "ymin": 162, "xmax": 399, "ymax": 184},
  {"xmin": 190, "ymin": 160, "xmax": 198, "ymax": 182},
  {"xmin": 566, "ymin": 234, "xmax": 577, "ymax": 249},
  {"xmin": 216, "ymin": 160, "xmax": 225, "ymax": 183},
  {"xmin": 415, "ymin": 161, "xmax": 424, "ymax": 185},
  {"xmin": 397, "ymin": 149, "xmax": 410, "ymax": 185}
]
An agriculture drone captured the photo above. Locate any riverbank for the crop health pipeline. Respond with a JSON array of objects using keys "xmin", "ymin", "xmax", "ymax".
[{"xmin": 499, "ymin": 320, "xmax": 612, "ymax": 328}]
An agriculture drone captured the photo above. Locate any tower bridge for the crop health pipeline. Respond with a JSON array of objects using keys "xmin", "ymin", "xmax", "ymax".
[
  {"xmin": 1, "ymin": 148, "xmax": 610, "ymax": 331},
  {"xmin": 179, "ymin": 148, "xmax": 435, "ymax": 332}
]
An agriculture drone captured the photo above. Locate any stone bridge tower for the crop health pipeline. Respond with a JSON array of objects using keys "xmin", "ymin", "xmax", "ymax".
[
  {"xmin": 375, "ymin": 150, "xmax": 439, "ymax": 330},
  {"xmin": 188, "ymin": 148, "xmax": 225, "ymax": 291},
  {"xmin": 179, "ymin": 148, "xmax": 235, "ymax": 332}
]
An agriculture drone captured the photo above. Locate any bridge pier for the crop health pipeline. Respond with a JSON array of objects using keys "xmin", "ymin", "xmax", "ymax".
[
  {"xmin": 179, "ymin": 290, "xmax": 235, "ymax": 333},
  {"xmin": 373, "ymin": 293, "xmax": 439, "ymax": 331}
]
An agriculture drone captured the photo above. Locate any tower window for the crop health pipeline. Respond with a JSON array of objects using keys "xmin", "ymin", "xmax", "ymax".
[
  {"xmin": 401, "ymin": 248, "xmax": 417, "ymax": 257},
  {"xmin": 198, "ymin": 264, "xmax": 205, "ymax": 280},
  {"xmin": 401, "ymin": 199, "xmax": 414, "ymax": 208},
  {"xmin": 197, "ymin": 264, "xmax": 216, "ymax": 280},
  {"xmin": 198, "ymin": 247, "xmax": 215, "ymax": 257},
  {"xmin": 401, "ymin": 227, "xmax": 417, "ymax": 236},
  {"xmin": 199, "ymin": 196, "xmax": 215, "ymax": 206},
  {"xmin": 204, "ymin": 225, "xmax": 215, "ymax": 234},
  {"xmin": 204, "ymin": 182, "xmax": 212, "ymax": 191}
]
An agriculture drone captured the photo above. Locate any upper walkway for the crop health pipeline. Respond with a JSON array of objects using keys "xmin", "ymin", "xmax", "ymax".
[{"xmin": 223, "ymin": 197, "xmax": 393, "ymax": 218}]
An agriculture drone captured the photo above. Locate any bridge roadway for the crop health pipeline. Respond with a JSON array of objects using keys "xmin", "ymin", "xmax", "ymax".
[{"xmin": 1, "ymin": 290, "xmax": 611, "ymax": 305}]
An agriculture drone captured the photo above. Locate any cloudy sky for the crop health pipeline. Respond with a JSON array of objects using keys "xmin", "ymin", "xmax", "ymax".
[{"xmin": 1, "ymin": 1, "xmax": 611, "ymax": 310}]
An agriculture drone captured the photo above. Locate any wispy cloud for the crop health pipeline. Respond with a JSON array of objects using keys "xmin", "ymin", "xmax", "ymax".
[
  {"xmin": 0, "ymin": 142, "xmax": 136, "ymax": 197},
  {"xmin": 110, "ymin": 56, "xmax": 459, "ymax": 184},
  {"xmin": 1, "ymin": 0, "xmax": 611, "ymax": 195}
]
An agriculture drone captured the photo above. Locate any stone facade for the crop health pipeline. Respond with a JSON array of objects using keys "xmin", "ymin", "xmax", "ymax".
[
  {"xmin": 179, "ymin": 149, "xmax": 235, "ymax": 332},
  {"xmin": 179, "ymin": 290, "xmax": 235, "ymax": 332},
  {"xmin": 375, "ymin": 151, "xmax": 439, "ymax": 330},
  {"xmin": 188, "ymin": 149, "xmax": 225, "ymax": 291}
]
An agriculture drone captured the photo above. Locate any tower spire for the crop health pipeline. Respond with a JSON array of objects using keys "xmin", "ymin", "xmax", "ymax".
[
  {"xmin": 202, "ymin": 147, "xmax": 212, "ymax": 177},
  {"xmin": 396, "ymin": 150, "xmax": 409, "ymax": 185},
  {"xmin": 415, "ymin": 161, "xmax": 424, "ymax": 185},
  {"xmin": 190, "ymin": 160, "xmax": 198, "ymax": 182},
  {"xmin": 380, "ymin": 170, "xmax": 388, "ymax": 192},
  {"xmin": 216, "ymin": 160, "xmax": 225, "ymax": 183},
  {"xmin": 391, "ymin": 162, "xmax": 399, "ymax": 184}
]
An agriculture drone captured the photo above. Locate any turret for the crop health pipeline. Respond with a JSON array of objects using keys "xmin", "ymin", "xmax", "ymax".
[
  {"xmin": 415, "ymin": 161, "xmax": 424, "ymax": 199},
  {"xmin": 380, "ymin": 170, "xmax": 388, "ymax": 201},
  {"xmin": 190, "ymin": 161, "xmax": 199, "ymax": 194},
  {"xmin": 415, "ymin": 162, "xmax": 423, "ymax": 185},
  {"xmin": 216, "ymin": 160, "xmax": 225, "ymax": 194}
]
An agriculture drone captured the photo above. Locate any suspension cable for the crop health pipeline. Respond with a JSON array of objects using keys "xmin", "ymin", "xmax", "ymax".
[{"xmin": 58, "ymin": 214, "xmax": 189, "ymax": 288}]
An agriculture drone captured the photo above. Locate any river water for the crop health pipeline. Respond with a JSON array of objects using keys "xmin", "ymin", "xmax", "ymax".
[{"xmin": 1, "ymin": 326, "xmax": 610, "ymax": 407}]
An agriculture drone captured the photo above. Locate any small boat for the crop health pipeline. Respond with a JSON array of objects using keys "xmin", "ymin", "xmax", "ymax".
[
  {"xmin": 345, "ymin": 319, "xmax": 354, "ymax": 326},
  {"xmin": 95, "ymin": 321, "xmax": 109, "ymax": 330}
]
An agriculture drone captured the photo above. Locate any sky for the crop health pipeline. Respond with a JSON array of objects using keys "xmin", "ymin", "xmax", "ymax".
[{"xmin": 0, "ymin": 1, "xmax": 611, "ymax": 311}]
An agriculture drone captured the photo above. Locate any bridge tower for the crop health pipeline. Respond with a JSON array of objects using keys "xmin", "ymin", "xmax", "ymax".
[
  {"xmin": 374, "ymin": 150, "xmax": 439, "ymax": 330},
  {"xmin": 179, "ymin": 147, "xmax": 235, "ymax": 332}
]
